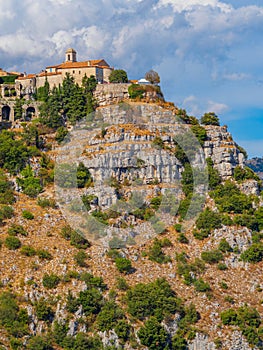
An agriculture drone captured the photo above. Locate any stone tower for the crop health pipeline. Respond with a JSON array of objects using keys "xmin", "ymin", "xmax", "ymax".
[{"xmin": 65, "ymin": 48, "xmax": 77, "ymax": 63}]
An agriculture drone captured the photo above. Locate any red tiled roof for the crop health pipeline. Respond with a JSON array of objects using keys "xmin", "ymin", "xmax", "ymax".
[{"xmin": 46, "ymin": 59, "xmax": 110, "ymax": 70}]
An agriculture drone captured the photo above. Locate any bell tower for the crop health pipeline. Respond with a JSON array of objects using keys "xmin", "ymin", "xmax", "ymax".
[{"xmin": 65, "ymin": 48, "xmax": 77, "ymax": 63}]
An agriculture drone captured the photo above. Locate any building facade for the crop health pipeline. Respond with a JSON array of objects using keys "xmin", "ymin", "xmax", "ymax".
[{"xmin": 15, "ymin": 48, "xmax": 113, "ymax": 98}]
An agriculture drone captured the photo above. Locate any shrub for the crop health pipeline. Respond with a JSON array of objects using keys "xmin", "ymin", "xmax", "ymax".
[
  {"xmin": 146, "ymin": 239, "xmax": 172, "ymax": 264},
  {"xmin": 114, "ymin": 319, "xmax": 131, "ymax": 341},
  {"xmin": 138, "ymin": 317, "xmax": 169, "ymax": 350},
  {"xmin": 42, "ymin": 273, "xmax": 60, "ymax": 289},
  {"xmin": 55, "ymin": 126, "xmax": 68, "ymax": 143},
  {"xmin": 194, "ymin": 278, "xmax": 211, "ymax": 292},
  {"xmin": 37, "ymin": 197, "xmax": 56, "ymax": 208},
  {"xmin": 115, "ymin": 257, "xmax": 132, "ymax": 274},
  {"xmin": 218, "ymin": 262, "xmax": 228, "ymax": 270},
  {"xmin": 5, "ymin": 236, "xmax": 21, "ymax": 250},
  {"xmin": 26, "ymin": 335, "xmax": 53, "ymax": 350},
  {"xmin": 196, "ymin": 208, "xmax": 222, "ymax": 234},
  {"xmin": 218, "ymin": 238, "xmax": 233, "ymax": 253},
  {"xmin": 96, "ymin": 301, "xmax": 124, "ymax": 331},
  {"xmin": 35, "ymin": 299, "xmax": 54, "ymax": 321},
  {"xmin": 74, "ymin": 250, "xmax": 87, "ymax": 267},
  {"xmin": 0, "ymin": 205, "xmax": 14, "ymax": 223},
  {"xmin": 128, "ymin": 84, "xmax": 145, "ymax": 99},
  {"xmin": 234, "ymin": 166, "xmax": 260, "ymax": 182},
  {"xmin": 70, "ymin": 230, "xmax": 90, "ymax": 249},
  {"xmin": 200, "ymin": 112, "xmax": 220, "ymax": 126},
  {"xmin": 20, "ymin": 245, "xmax": 36, "ymax": 257},
  {"xmin": 178, "ymin": 233, "xmax": 189, "ymax": 244},
  {"xmin": 22, "ymin": 210, "xmax": 34, "ymax": 220},
  {"xmin": 37, "ymin": 249, "xmax": 53, "ymax": 260},
  {"xmin": 80, "ymin": 273, "xmax": 107, "ymax": 290},
  {"xmin": 77, "ymin": 288, "xmax": 103, "ymax": 315},
  {"xmin": 201, "ymin": 250, "xmax": 223, "ymax": 264},
  {"xmin": 8, "ymin": 224, "xmax": 28, "ymax": 237},
  {"xmin": 240, "ymin": 243, "xmax": 263, "ymax": 263},
  {"xmin": 115, "ymin": 277, "xmax": 129, "ymax": 291},
  {"xmin": 126, "ymin": 278, "xmax": 180, "ymax": 321}
]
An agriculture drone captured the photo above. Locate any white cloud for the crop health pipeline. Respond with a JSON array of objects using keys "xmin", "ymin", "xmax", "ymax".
[
  {"xmin": 0, "ymin": 0, "xmax": 262, "ymax": 156},
  {"xmin": 155, "ymin": 0, "xmax": 232, "ymax": 13}
]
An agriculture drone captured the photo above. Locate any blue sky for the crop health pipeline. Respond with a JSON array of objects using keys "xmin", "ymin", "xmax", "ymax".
[{"xmin": 0, "ymin": 0, "xmax": 262, "ymax": 158}]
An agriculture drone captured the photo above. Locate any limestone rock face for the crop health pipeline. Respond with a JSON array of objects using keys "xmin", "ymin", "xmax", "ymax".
[{"xmin": 204, "ymin": 125, "xmax": 244, "ymax": 179}]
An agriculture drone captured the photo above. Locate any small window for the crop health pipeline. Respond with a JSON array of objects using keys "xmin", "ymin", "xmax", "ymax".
[
  {"xmin": 73, "ymin": 70, "xmax": 75, "ymax": 74},
  {"xmin": 68, "ymin": 54, "xmax": 70, "ymax": 61},
  {"xmin": 79, "ymin": 71, "xmax": 81, "ymax": 74}
]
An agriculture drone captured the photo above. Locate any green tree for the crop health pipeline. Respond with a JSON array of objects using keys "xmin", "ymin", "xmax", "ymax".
[
  {"xmin": 14, "ymin": 98, "xmax": 24, "ymax": 120},
  {"xmin": 200, "ymin": 112, "xmax": 220, "ymax": 126},
  {"xmin": 109, "ymin": 69, "xmax": 128, "ymax": 83},
  {"xmin": 17, "ymin": 165, "xmax": 42, "ymax": 198},
  {"xmin": 138, "ymin": 317, "xmax": 169, "ymax": 350}
]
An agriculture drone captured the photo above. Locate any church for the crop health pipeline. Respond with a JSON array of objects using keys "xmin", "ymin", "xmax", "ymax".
[{"xmin": 16, "ymin": 48, "xmax": 113, "ymax": 98}]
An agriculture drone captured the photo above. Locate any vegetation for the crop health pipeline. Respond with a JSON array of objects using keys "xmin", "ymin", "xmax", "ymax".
[
  {"xmin": 38, "ymin": 74, "xmax": 97, "ymax": 128},
  {"xmin": 200, "ymin": 112, "xmax": 220, "ymax": 126},
  {"xmin": 4, "ymin": 236, "xmax": 21, "ymax": 250},
  {"xmin": 145, "ymin": 69, "xmax": 160, "ymax": 84},
  {"xmin": 220, "ymin": 306, "xmax": 262, "ymax": 346},
  {"xmin": 109, "ymin": 69, "xmax": 128, "ymax": 83}
]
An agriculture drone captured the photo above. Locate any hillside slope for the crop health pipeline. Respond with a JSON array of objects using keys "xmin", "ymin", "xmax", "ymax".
[{"xmin": 0, "ymin": 101, "xmax": 262, "ymax": 350}]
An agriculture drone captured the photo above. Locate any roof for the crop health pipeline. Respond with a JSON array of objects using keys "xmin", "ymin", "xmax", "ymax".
[
  {"xmin": 17, "ymin": 74, "xmax": 36, "ymax": 80},
  {"xmin": 46, "ymin": 59, "xmax": 110, "ymax": 70},
  {"xmin": 138, "ymin": 78, "xmax": 150, "ymax": 83}
]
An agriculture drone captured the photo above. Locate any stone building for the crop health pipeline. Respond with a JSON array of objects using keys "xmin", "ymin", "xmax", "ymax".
[{"xmin": 15, "ymin": 48, "xmax": 113, "ymax": 98}]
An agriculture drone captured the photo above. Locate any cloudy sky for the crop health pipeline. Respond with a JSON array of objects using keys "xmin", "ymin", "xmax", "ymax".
[{"xmin": 0, "ymin": 0, "xmax": 262, "ymax": 157}]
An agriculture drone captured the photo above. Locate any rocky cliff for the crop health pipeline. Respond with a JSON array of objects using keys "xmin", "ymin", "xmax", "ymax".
[{"xmin": 0, "ymin": 99, "xmax": 262, "ymax": 350}]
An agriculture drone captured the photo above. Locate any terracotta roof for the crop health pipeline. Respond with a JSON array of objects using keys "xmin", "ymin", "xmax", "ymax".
[
  {"xmin": 17, "ymin": 74, "xmax": 36, "ymax": 80},
  {"xmin": 46, "ymin": 59, "xmax": 110, "ymax": 70},
  {"xmin": 38, "ymin": 72, "xmax": 62, "ymax": 77}
]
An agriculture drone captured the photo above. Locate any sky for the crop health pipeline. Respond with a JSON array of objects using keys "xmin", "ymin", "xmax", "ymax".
[{"xmin": 0, "ymin": 0, "xmax": 262, "ymax": 158}]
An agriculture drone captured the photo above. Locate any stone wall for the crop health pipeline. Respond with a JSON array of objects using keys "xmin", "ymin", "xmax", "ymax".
[{"xmin": 93, "ymin": 83, "xmax": 131, "ymax": 106}]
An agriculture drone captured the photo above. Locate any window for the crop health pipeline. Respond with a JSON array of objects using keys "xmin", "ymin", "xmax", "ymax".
[{"xmin": 68, "ymin": 54, "xmax": 70, "ymax": 61}]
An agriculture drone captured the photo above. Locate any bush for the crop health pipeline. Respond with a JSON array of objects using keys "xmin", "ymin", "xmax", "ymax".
[
  {"xmin": 22, "ymin": 210, "xmax": 34, "ymax": 220},
  {"xmin": 20, "ymin": 245, "xmax": 36, "ymax": 257},
  {"xmin": 26, "ymin": 335, "xmax": 53, "ymax": 350},
  {"xmin": 96, "ymin": 301, "xmax": 124, "ymax": 331},
  {"xmin": 115, "ymin": 277, "xmax": 129, "ymax": 291},
  {"xmin": 218, "ymin": 238, "xmax": 233, "ymax": 253},
  {"xmin": 115, "ymin": 257, "xmax": 132, "ymax": 274},
  {"xmin": 5, "ymin": 236, "xmax": 21, "ymax": 250},
  {"xmin": 178, "ymin": 233, "xmax": 189, "ymax": 244},
  {"xmin": 37, "ymin": 197, "xmax": 56, "ymax": 208},
  {"xmin": 8, "ymin": 224, "xmax": 28, "ymax": 236},
  {"xmin": 37, "ymin": 249, "xmax": 53, "ymax": 260},
  {"xmin": 201, "ymin": 250, "xmax": 223, "ymax": 264},
  {"xmin": 138, "ymin": 317, "xmax": 169, "ymax": 350},
  {"xmin": 126, "ymin": 278, "xmax": 180, "ymax": 321},
  {"xmin": 35, "ymin": 299, "xmax": 54, "ymax": 321},
  {"xmin": 240, "ymin": 243, "xmax": 263, "ymax": 263},
  {"xmin": 74, "ymin": 250, "xmax": 87, "ymax": 267},
  {"xmin": 114, "ymin": 319, "xmax": 131, "ymax": 342},
  {"xmin": 128, "ymin": 84, "xmax": 145, "ymax": 99},
  {"xmin": 146, "ymin": 239, "xmax": 172, "ymax": 264},
  {"xmin": 42, "ymin": 273, "xmax": 60, "ymax": 289},
  {"xmin": 234, "ymin": 166, "xmax": 260, "ymax": 182},
  {"xmin": 200, "ymin": 112, "xmax": 220, "ymax": 126},
  {"xmin": 194, "ymin": 278, "xmax": 211, "ymax": 292},
  {"xmin": 196, "ymin": 208, "xmax": 222, "ymax": 234}
]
